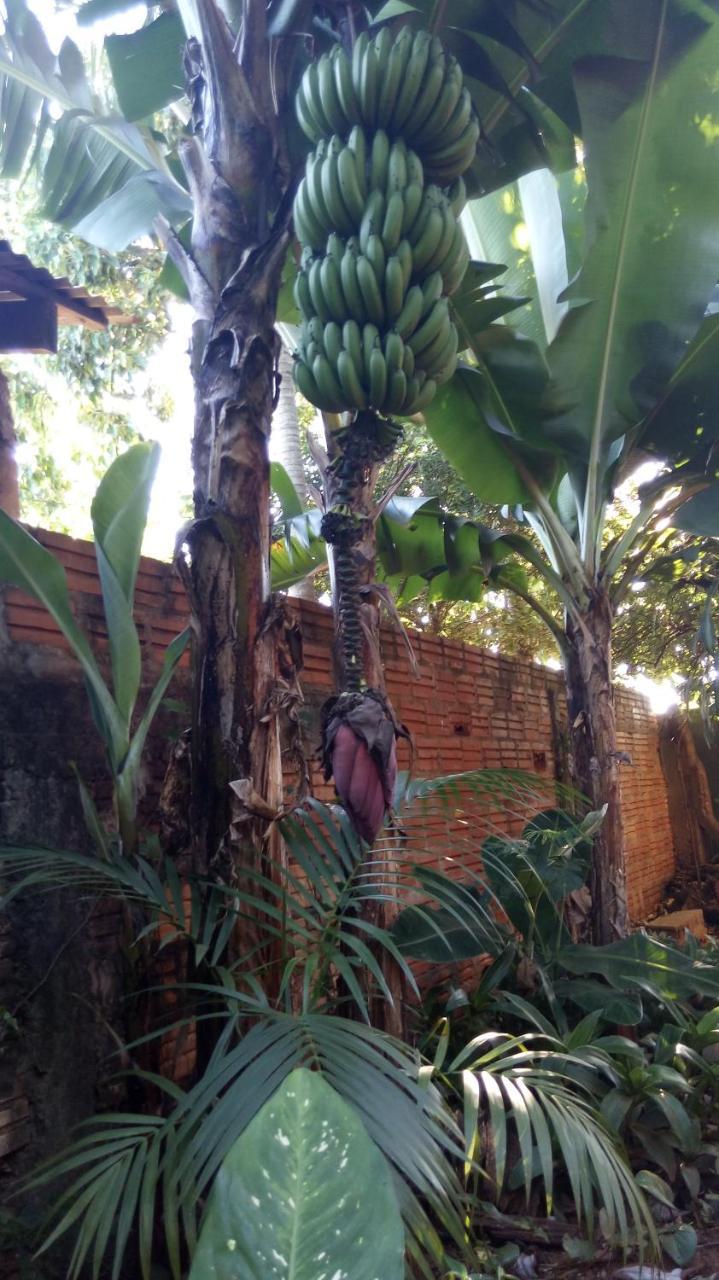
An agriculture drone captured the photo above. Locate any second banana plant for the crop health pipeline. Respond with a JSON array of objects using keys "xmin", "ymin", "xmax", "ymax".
[{"xmin": 292, "ymin": 25, "xmax": 477, "ymax": 843}]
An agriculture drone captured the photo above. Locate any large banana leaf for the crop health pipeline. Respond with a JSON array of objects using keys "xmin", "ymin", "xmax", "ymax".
[
  {"xmin": 188, "ymin": 1068, "xmax": 405, "ymax": 1280},
  {"xmin": 424, "ymin": 334, "xmax": 557, "ymax": 509},
  {"xmin": 542, "ymin": 5, "xmax": 719, "ymax": 461},
  {"xmin": 0, "ymin": 0, "xmax": 189, "ymax": 247},
  {"xmin": 461, "ymin": 173, "xmax": 569, "ymax": 350}
]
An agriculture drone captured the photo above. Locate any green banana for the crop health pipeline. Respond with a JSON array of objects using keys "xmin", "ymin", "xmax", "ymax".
[
  {"xmin": 320, "ymin": 254, "xmax": 346, "ymax": 322},
  {"xmin": 424, "ymin": 203, "xmax": 457, "ymax": 275},
  {"xmin": 294, "ymin": 357, "xmax": 336, "ymax": 411},
  {"xmin": 337, "ymin": 348, "xmax": 368, "ymax": 409},
  {"xmin": 342, "ymin": 319, "xmax": 364, "ymax": 375},
  {"xmin": 319, "ymin": 54, "xmax": 347, "ymax": 136},
  {"xmin": 384, "ymin": 255, "xmax": 405, "ymax": 322},
  {"xmin": 440, "ymin": 226, "xmax": 470, "ymax": 295},
  {"xmin": 308, "ymin": 258, "xmax": 332, "ymax": 323},
  {"xmin": 436, "ymin": 87, "xmax": 473, "ymax": 147},
  {"xmin": 320, "ymin": 151, "xmax": 354, "ymax": 235},
  {"xmin": 365, "ymin": 233, "xmax": 386, "ymax": 283},
  {"xmin": 394, "ymin": 284, "xmax": 424, "ymax": 339},
  {"xmin": 313, "ymin": 352, "xmax": 345, "ymax": 409},
  {"xmin": 384, "ymin": 330, "xmax": 404, "ymax": 376},
  {"xmin": 293, "ymin": 270, "xmax": 313, "ymax": 320},
  {"xmin": 323, "ymin": 320, "xmax": 343, "ymax": 367},
  {"xmin": 347, "ymin": 126, "xmax": 367, "ymax": 195},
  {"xmin": 337, "ymin": 146, "xmax": 366, "ymax": 226},
  {"xmin": 406, "ymin": 149, "xmax": 424, "ymax": 188},
  {"xmin": 326, "ymin": 232, "xmax": 344, "ymax": 264},
  {"xmin": 387, "ymin": 367, "xmax": 408, "ymax": 413},
  {"xmin": 386, "ymin": 142, "xmax": 407, "ymax": 193},
  {"xmin": 425, "ymin": 119, "xmax": 480, "ymax": 181},
  {"xmin": 415, "ymin": 313, "xmax": 456, "ymax": 375},
  {"xmin": 381, "ymin": 190, "xmax": 404, "ymax": 253},
  {"xmin": 412, "ymin": 206, "xmax": 446, "ymax": 274},
  {"xmin": 307, "ymin": 62, "xmax": 334, "ymax": 136},
  {"xmin": 359, "ymin": 40, "xmax": 380, "ymax": 127},
  {"xmin": 376, "ymin": 32, "xmax": 410, "ymax": 129},
  {"xmin": 293, "ymin": 178, "xmax": 326, "ymax": 250},
  {"xmin": 420, "ymin": 270, "xmax": 444, "ymax": 313},
  {"xmin": 405, "ymin": 55, "xmax": 446, "ymax": 143},
  {"xmin": 400, "ymin": 182, "xmax": 423, "ymax": 236},
  {"xmin": 306, "ymin": 316, "xmax": 325, "ymax": 351},
  {"xmin": 306, "ymin": 154, "xmax": 333, "ymax": 237},
  {"xmin": 407, "ymin": 298, "xmax": 450, "ymax": 356},
  {"xmin": 391, "ymin": 32, "xmax": 431, "ymax": 132},
  {"xmin": 402, "ymin": 342, "xmax": 415, "ymax": 380},
  {"xmin": 411, "ymin": 59, "xmax": 462, "ymax": 147},
  {"xmin": 351, "ymin": 30, "xmax": 370, "ymax": 102},
  {"xmin": 370, "ymin": 129, "xmax": 391, "ymax": 191},
  {"xmin": 340, "ymin": 248, "xmax": 366, "ymax": 324},
  {"xmin": 295, "ymin": 78, "xmax": 323, "ymax": 144},
  {"xmin": 401, "ymin": 374, "xmax": 420, "ymax": 411},
  {"xmin": 404, "ymin": 376, "xmax": 437, "ymax": 414},
  {"xmin": 396, "ymin": 239, "xmax": 413, "ymax": 291},
  {"xmin": 359, "ymin": 190, "xmax": 386, "ymax": 253},
  {"xmin": 362, "ymin": 324, "xmax": 380, "ymax": 381},
  {"xmin": 356, "ymin": 254, "xmax": 385, "ymax": 325},
  {"xmin": 334, "ymin": 48, "xmax": 359, "ymax": 129},
  {"xmin": 369, "ymin": 347, "xmax": 388, "ymax": 409},
  {"xmin": 426, "ymin": 326, "xmax": 459, "ymax": 385}
]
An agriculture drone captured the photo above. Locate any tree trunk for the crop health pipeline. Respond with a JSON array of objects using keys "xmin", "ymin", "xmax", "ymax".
[
  {"xmin": 168, "ymin": 0, "xmax": 295, "ymax": 891},
  {"xmin": 565, "ymin": 586, "xmax": 629, "ymax": 944}
]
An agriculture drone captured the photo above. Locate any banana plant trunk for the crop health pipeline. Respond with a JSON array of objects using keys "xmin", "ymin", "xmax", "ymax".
[
  {"xmin": 565, "ymin": 587, "xmax": 629, "ymax": 945},
  {"xmin": 168, "ymin": 1, "xmax": 294, "ymax": 893}
]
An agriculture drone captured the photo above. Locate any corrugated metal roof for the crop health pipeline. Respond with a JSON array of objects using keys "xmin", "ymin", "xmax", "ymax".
[{"xmin": 0, "ymin": 240, "xmax": 132, "ymax": 331}]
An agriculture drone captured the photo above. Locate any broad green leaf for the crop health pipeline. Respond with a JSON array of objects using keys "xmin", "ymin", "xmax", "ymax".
[
  {"xmin": 672, "ymin": 483, "xmax": 719, "ymax": 537},
  {"xmin": 270, "ymin": 462, "xmax": 303, "ymax": 520},
  {"xmin": 118, "ymin": 627, "xmax": 190, "ymax": 823},
  {"xmin": 558, "ymin": 931, "xmax": 719, "ymax": 1002},
  {"xmin": 0, "ymin": 513, "xmax": 124, "ymax": 762},
  {"xmin": 72, "ymin": 169, "xmax": 191, "ymax": 253},
  {"xmin": 188, "ymin": 1067, "xmax": 404, "ymax": 1280},
  {"xmin": 641, "ymin": 314, "xmax": 719, "ymax": 464},
  {"xmin": 105, "ymin": 12, "xmax": 186, "ymax": 122},
  {"xmin": 425, "ymin": 346, "xmax": 555, "ymax": 508},
  {"xmin": 543, "ymin": 8, "xmax": 719, "ymax": 459},
  {"xmin": 91, "ymin": 442, "xmax": 159, "ymax": 604},
  {"xmin": 95, "ymin": 543, "xmax": 141, "ymax": 727}
]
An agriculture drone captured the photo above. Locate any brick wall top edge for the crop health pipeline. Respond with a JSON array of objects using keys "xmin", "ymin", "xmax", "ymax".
[{"xmin": 4, "ymin": 528, "xmax": 657, "ymax": 720}]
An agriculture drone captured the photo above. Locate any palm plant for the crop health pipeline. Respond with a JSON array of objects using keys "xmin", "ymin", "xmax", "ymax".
[{"xmin": 3, "ymin": 774, "xmax": 662, "ymax": 1276}]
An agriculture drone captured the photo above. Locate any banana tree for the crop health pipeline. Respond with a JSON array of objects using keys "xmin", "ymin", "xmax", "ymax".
[
  {"xmin": 0, "ymin": 0, "xmax": 618, "ymax": 881},
  {"xmin": 423, "ymin": 1, "xmax": 719, "ymax": 942}
]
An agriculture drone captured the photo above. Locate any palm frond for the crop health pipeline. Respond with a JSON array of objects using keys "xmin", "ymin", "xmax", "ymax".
[
  {"xmin": 30, "ymin": 1009, "xmax": 466, "ymax": 1279},
  {"xmin": 450, "ymin": 1031, "xmax": 657, "ymax": 1254}
]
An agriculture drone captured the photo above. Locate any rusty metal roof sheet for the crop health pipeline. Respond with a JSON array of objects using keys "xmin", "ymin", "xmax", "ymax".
[{"xmin": 0, "ymin": 240, "xmax": 132, "ymax": 331}]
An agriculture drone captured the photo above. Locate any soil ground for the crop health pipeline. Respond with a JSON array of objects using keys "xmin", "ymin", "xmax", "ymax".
[{"xmin": 505, "ymin": 1230, "xmax": 719, "ymax": 1278}]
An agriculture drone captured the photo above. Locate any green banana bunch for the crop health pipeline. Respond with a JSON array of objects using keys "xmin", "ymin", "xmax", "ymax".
[
  {"xmin": 295, "ymin": 27, "xmax": 480, "ymax": 184},
  {"xmin": 293, "ymin": 26, "xmax": 477, "ymax": 418}
]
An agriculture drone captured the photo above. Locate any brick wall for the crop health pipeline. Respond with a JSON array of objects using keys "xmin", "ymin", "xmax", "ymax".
[
  {"xmin": 0, "ymin": 526, "xmax": 677, "ymax": 1227},
  {"xmin": 1, "ymin": 528, "xmax": 675, "ymax": 919}
]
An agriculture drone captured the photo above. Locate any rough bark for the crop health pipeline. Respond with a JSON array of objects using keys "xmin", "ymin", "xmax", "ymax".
[
  {"xmin": 167, "ymin": 0, "xmax": 295, "ymax": 896},
  {"xmin": 0, "ymin": 365, "xmax": 19, "ymax": 517},
  {"xmin": 565, "ymin": 586, "xmax": 630, "ymax": 944}
]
